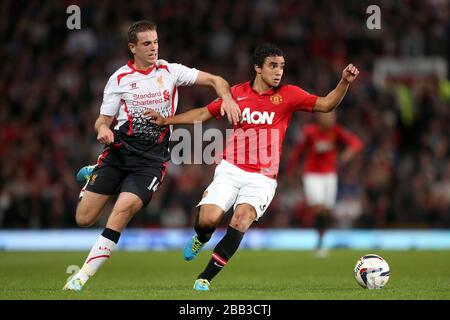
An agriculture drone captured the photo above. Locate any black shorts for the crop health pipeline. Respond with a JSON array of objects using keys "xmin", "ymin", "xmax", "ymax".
[{"xmin": 85, "ymin": 149, "xmax": 165, "ymax": 207}]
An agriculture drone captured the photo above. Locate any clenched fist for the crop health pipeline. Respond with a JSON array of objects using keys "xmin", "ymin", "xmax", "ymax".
[{"xmin": 342, "ymin": 64, "xmax": 359, "ymax": 83}]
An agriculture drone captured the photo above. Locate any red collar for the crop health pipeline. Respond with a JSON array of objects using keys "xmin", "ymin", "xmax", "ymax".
[{"xmin": 127, "ymin": 60, "xmax": 156, "ymax": 75}]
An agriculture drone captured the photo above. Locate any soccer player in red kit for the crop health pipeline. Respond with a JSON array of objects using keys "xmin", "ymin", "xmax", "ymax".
[
  {"xmin": 146, "ymin": 44, "xmax": 359, "ymax": 290},
  {"xmin": 286, "ymin": 111, "xmax": 363, "ymax": 257}
]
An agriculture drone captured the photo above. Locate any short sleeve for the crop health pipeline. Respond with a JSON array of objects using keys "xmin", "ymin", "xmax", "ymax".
[
  {"xmin": 206, "ymin": 98, "xmax": 222, "ymax": 120},
  {"xmin": 289, "ymin": 85, "xmax": 318, "ymax": 112},
  {"xmin": 100, "ymin": 77, "xmax": 121, "ymax": 116},
  {"xmin": 204, "ymin": 84, "xmax": 239, "ymax": 120},
  {"xmin": 171, "ymin": 63, "xmax": 200, "ymax": 87},
  {"xmin": 337, "ymin": 125, "xmax": 363, "ymax": 151}
]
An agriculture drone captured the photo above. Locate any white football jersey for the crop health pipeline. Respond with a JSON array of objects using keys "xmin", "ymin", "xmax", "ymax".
[
  {"xmin": 98, "ymin": 59, "xmax": 199, "ymax": 163},
  {"xmin": 101, "ymin": 59, "xmax": 198, "ymax": 144}
]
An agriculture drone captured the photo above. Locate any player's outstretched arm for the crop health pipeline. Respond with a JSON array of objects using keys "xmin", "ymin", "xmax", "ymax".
[
  {"xmin": 313, "ymin": 64, "xmax": 359, "ymax": 113},
  {"xmin": 144, "ymin": 107, "xmax": 213, "ymax": 126},
  {"xmin": 195, "ymin": 71, "xmax": 241, "ymax": 125}
]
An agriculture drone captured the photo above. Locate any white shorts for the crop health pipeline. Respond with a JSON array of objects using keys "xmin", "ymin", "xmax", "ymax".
[
  {"xmin": 302, "ymin": 173, "xmax": 338, "ymax": 209},
  {"xmin": 197, "ymin": 160, "xmax": 277, "ymax": 220}
]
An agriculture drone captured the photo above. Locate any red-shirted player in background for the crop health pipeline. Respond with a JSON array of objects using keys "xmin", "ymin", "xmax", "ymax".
[
  {"xmin": 286, "ymin": 111, "xmax": 363, "ymax": 257},
  {"xmin": 146, "ymin": 44, "xmax": 359, "ymax": 290}
]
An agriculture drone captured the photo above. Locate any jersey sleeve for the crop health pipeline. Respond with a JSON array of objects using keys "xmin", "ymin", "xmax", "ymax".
[
  {"xmin": 205, "ymin": 98, "xmax": 222, "ymax": 120},
  {"xmin": 337, "ymin": 125, "xmax": 363, "ymax": 151},
  {"xmin": 204, "ymin": 85, "xmax": 238, "ymax": 120},
  {"xmin": 289, "ymin": 85, "xmax": 318, "ymax": 112},
  {"xmin": 171, "ymin": 63, "xmax": 200, "ymax": 87},
  {"xmin": 100, "ymin": 76, "xmax": 122, "ymax": 116}
]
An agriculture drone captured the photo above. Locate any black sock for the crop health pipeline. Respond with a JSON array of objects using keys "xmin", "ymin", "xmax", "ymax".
[
  {"xmin": 198, "ymin": 226, "xmax": 244, "ymax": 282},
  {"xmin": 102, "ymin": 228, "xmax": 121, "ymax": 244},
  {"xmin": 194, "ymin": 214, "xmax": 215, "ymax": 243}
]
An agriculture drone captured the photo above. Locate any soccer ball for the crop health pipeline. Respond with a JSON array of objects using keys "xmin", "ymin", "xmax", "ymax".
[{"xmin": 354, "ymin": 254, "xmax": 390, "ymax": 289}]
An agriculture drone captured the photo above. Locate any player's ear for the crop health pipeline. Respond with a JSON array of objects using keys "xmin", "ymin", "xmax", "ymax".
[
  {"xmin": 254, "ymin": 64, "xmax": 262, "ymax": 75},
  {"xmin": 128, "ymin": 42, "xmax": 136, "ymax": 55}
]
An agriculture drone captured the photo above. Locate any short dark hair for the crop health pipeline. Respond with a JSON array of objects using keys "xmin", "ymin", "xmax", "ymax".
[
  {"xmin": 128, "ymin": 20, "xmax": 157, "ymax": 44},
  {"xmin": 251, "ymin": 44, "xmax": 285, "ymax": 68}
]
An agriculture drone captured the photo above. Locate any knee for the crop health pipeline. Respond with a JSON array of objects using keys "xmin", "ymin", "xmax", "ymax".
[
  {"xmin": 75, "ymin": 213, "xmax": 95, "ymax": 227},
  {"xmin": 198, "ymin": 214, "xmax": 219, "ymax": 229},
  {"xmin": 230, "ymin": 205, "xmax": 256, "ymax": 231},
  {"xmin": 198, "ymin": 206, "xmax": 222, "ymax": 229},
  {"xmin": 75, "ymin": 206, "xmax": 97, "ymax": 227}
]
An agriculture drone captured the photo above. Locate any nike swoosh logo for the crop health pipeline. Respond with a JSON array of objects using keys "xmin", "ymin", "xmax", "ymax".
[
  {"xmin": 237, "ymin": 96, "xmax": 247, "ymax": 101},
  {"xmin": 214, "ymin": 262, "xmax": 224, "ymax": 268}
]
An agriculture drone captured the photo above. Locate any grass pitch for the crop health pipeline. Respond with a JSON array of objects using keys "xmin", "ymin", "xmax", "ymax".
[{"xmin": 0, "ymin": 250, "xmax": 449, "ymax": 300}]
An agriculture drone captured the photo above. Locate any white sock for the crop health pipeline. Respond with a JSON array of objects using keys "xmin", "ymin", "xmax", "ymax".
[{"xmin": 76, "ymin": 234, "xmax": 117, "ymax": 282}]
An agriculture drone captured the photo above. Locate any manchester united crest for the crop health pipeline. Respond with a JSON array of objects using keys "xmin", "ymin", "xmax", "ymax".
[{"xmin": 270, "ymin": 93, "xmax": 283, "ymax": 105}]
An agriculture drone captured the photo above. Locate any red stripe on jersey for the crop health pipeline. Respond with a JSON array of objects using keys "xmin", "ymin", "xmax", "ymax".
[
  {"xmin": 126, "ymin": 60, "xmax": 156, "ymax": 75},
  {"xmin": 161, "ymin": 162, "xmax": 167, "ymax": 181},
  {"xmin": 157, "ymin": 64, "xmax": 170, "ymax": 73},
  {"xmin": 171, "ymin": 85, "xmax": 177, "ymax": 116},
  {"xmin": 157, "ymin": 85, "xmax": 177, "ymax": 143},
  {"xmin": 117, "ymin": 70, "xmax": 136, "ymax": 85},
  {"xmin": 123, "ymin": 101, "xmax": 133, "ymax": 135},
  {"xmin": 158, "ymin": 128, "xmax": 169, "ymax": 144},
  {"xmin": 118, "ymin": 61, "xmax": 169, "ymax": 85},
  {"xmin": 86, "ymin": 255, "xmax": 110, "ymax": 264},
  {"xmin": 212, "ymin": 253, "xmax": 227, "ymax": 265},
  {"xmin": 97, "ymin": 147, "xmax": 110, "ymax": 166}
]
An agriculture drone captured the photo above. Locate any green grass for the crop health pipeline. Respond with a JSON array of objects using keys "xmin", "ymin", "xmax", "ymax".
[{"xmin": 0, "ymin": 250, "xmax": 449, "ymax": 300}]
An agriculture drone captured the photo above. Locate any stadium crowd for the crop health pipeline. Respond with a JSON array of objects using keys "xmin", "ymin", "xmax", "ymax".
[{"xmin": 0, "ymin": 0, "xmax": 449, "ymax": 229}]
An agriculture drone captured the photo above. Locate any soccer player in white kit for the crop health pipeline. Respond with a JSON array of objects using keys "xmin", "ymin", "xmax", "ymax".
[
  {"xmin": 63, "ymin": 20, "xmax": 241, "ymax": 291},
  {"xmin": 146, "ymin": 44, "xmax": 359, "ymax": 290}
]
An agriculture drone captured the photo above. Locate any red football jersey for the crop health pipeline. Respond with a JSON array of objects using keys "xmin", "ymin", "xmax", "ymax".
[
  {"xmin": 287, "ymin": 123, "xmax": 363, "ymax": 174},
  {"xmin": 206, "ymin": 81, "xmax": 317, "ymax": 179}
]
